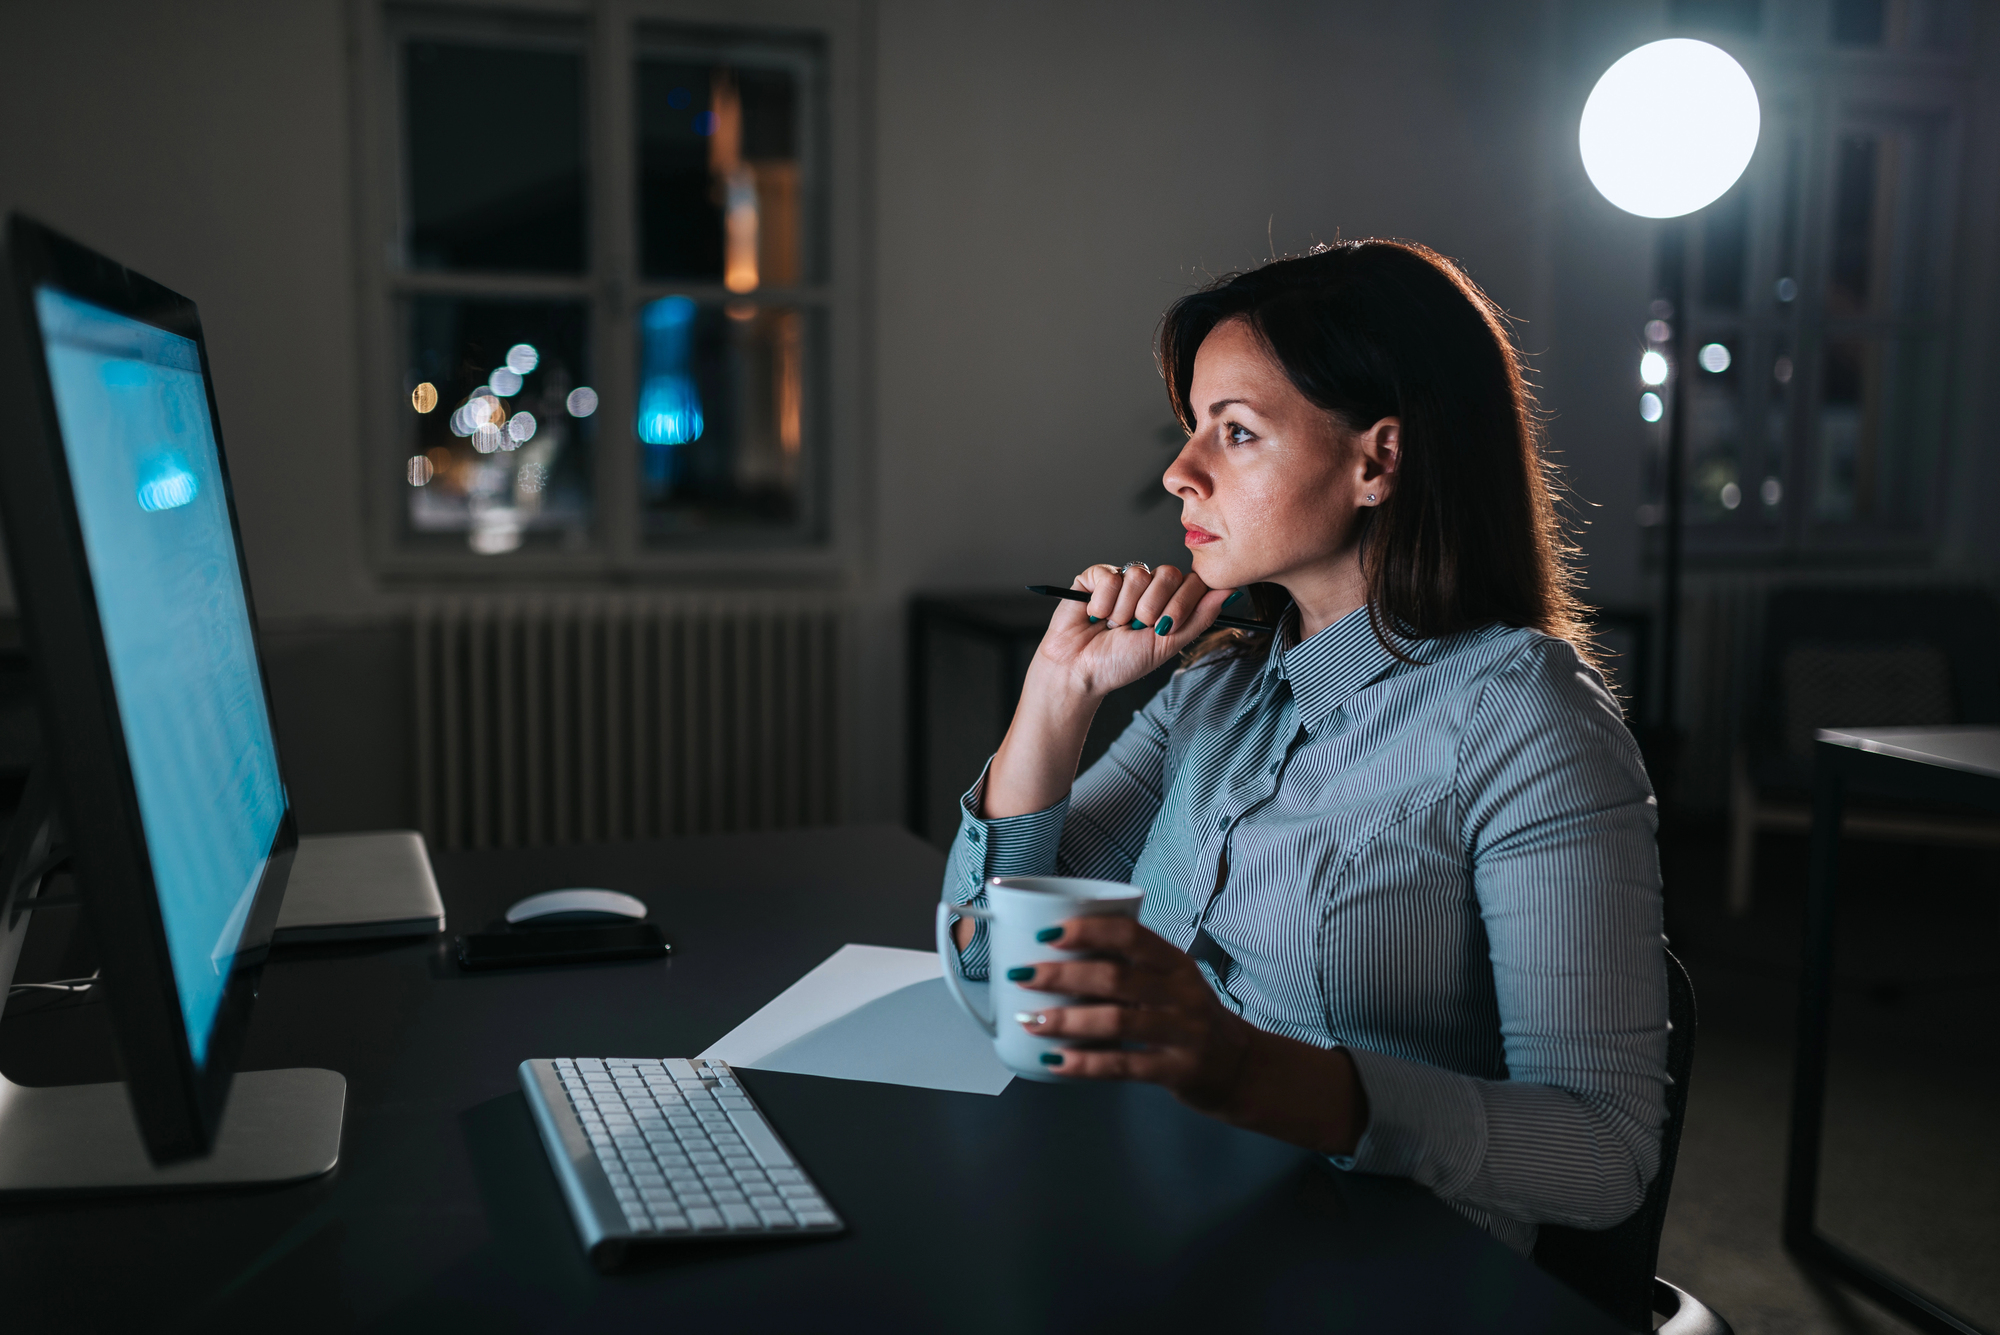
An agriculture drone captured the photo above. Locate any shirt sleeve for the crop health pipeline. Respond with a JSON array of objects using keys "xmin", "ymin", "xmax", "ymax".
[
  {"xmin": 940, "ymin": 671, "xmax": 1181, "ymax": 979},
  {"xmin": 1340, "ymin": 639, "xmax": 1670, "ymax": 1234}
]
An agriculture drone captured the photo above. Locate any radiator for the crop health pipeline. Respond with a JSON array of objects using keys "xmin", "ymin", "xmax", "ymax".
[{"xmin": 413, "ymin": 597, "xmax": 842, "ymax": 851}]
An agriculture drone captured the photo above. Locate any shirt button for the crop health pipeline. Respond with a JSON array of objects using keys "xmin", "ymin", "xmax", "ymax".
[
  {"xmin": 1216, "ymin": 815, "xmax": 1228, "ymax": 829},
  {"xmin": 1268, "ymin": 761, "xmax": 1279, "ymax": 774},
  {"xmin": 967, "ymin": 828, "xmax": 981, "ymax": 842}
]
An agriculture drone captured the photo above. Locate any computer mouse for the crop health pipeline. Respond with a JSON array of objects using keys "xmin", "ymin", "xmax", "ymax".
[{"xmin": 505, "ymin": 888, "xmax": 650, "ymax": 926}]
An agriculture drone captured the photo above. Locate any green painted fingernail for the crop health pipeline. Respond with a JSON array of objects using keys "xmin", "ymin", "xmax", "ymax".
[
  {"xmin": 1039, "ymin": 1051, "xmax": 1064, "ymax": 1066},
  {"xmin": 1224, "ymin": 590, "xmax": 1247, "ymax": 606},
  {"xmin": 1155, "ymin": 615, "xmax": 1173, "ymax": 636},
  {"xmin": 1035, "ymin": 926, "xmax": 1062, "ymax": 943},
  {"xmin": 1006, "ymin": 966, "xmax": 1035, "ymax": 982},
  {"xmin": 1129, "ymin": 620, "xmax": 1146, "ymax": 630},
  {"xmin": 1087, "ymin": 615, "xmax": 1100, "ymax": 623}
]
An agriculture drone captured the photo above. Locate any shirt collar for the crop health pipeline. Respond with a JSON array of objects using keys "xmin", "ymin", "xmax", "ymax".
[{"xmin": 1268, "ymin": 603, "xmax": 1403, "ymax": 732}]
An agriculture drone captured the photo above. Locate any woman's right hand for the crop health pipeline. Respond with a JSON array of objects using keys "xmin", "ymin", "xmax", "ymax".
[
  {"xmin": 1026, "ymin": 563, "xmax": 1234, "ymax": 703},
  {"xmin": 978, "ymin": 563, "xmax": 1232, "ymax": 823}
]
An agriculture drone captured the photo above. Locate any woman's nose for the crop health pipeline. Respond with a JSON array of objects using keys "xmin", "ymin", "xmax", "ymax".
[{"xmin": 1163, "ymin": 441, "xmax": 1210, "ymax": 500}]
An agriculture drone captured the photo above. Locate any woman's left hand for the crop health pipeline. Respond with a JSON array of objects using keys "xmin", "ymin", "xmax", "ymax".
[{"xmin": 1009, "ymin": 915, "xmax": 1256, "ymax": 1115}]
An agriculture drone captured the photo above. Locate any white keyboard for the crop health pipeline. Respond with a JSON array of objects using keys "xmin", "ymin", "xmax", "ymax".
[{"xmin": 519, "ymin": 1056, "xmax": 844, "ymax": 1267}]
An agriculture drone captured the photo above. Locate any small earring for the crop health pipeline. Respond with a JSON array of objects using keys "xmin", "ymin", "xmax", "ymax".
[{"xmin": 1366, "ymin": 494, "xmax": 1377, "ymax": 503}]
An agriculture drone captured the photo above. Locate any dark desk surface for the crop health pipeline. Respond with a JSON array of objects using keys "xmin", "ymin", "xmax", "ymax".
[{"xmin": 0, "ymin": 824, "xmax": 1615, "ymax": 1333}]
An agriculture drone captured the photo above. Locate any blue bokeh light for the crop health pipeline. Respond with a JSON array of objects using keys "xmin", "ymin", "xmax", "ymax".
[{"xmin": 637, "ymin": 297, "xmax": 705, "ymax": 493}]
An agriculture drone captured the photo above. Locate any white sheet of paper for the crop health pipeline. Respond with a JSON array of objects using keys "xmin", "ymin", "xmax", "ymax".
[{"xmin": 699, "ymin": 944, "xmax": 1014, "ymax": 1096}]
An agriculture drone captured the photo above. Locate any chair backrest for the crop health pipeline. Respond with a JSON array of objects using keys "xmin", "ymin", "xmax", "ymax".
[
  {"xmin": 1533, "ymin": 947, "xmax": 1697, "ymax": 1332},
  {"xmin": 1747, "ymin": 586, "xmax": 2000, "ymax": 789}
]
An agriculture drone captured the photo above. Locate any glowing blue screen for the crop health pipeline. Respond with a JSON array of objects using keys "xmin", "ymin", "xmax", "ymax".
[{"xmin": 35, "ymin": 286, "xmax": 284, "ymax": 1066}]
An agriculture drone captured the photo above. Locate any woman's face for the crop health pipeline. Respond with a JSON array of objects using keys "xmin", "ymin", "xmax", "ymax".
[{"xmin": 1163, "ymin": 317, "xmax": 1394, "ymax": 596}]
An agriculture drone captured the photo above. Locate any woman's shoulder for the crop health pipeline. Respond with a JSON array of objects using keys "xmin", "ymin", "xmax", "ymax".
[
  {"xmin": 1418, "ymin": 624, "xmax": 1626, "ymax": 735},
  {"xmin": 1442, "ymin": 626, "xmax": 1638, "ymax": 775}
]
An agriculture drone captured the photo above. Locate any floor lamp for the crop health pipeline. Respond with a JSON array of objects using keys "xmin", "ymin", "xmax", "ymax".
[{"xmin": 1579, "ymin": 38, "xmax": 1760, "ymax": 758}]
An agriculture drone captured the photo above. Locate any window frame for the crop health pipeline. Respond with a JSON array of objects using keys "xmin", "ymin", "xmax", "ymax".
[{"xmin": 350, "ymin": 0, "xmax": 870, "ymax": 583}]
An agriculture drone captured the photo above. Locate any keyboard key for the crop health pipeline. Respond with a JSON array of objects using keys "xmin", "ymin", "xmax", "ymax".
[
  {"xmin": 775, "ymin": 1183, "xmax": 818, "ymax": 1198},
  {"xmin": 726, "ymin": 1108, "xmax": 796, "ymax": 1169},
  {"xmin": 767, "ymin": 1168, "xmax": 804, "ymax": 1185},
  {"xmin": 749, "ymin": 1193, "xmax": 787, "ymax": 1211},
  {"xmin": 721, "ymin": 1204, "xmax": 761, "ymax": 1230},
  {"xmin": 796, "ymin": 1211, "xmax": 837, "ymax": 1228},
  {"xmin": 709, "ymin": 1189, "xmax": 747, "ymax": 1206},
  {"xmin": 758, "ymin": 1209, "xmax": 798, "ymax": 1229},
  {"xmin": 652, "ymin": 1214, "xmax": 690, "ymax": 1233},
  {"xmin": 687, "ymin": 1208, "xmax": 726, "ymax": 1231}
]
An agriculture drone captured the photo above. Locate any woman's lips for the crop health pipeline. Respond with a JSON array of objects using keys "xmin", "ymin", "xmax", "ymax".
[{"xmin": 1183, "ymin": 524, "xmax": 1219, "ymax": 546}]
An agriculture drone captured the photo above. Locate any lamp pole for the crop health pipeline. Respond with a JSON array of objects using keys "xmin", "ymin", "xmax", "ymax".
[
  {"xmin": 1659, "ymin": 219, "xmax": 1688, "ymax": 740},
  {"xmin": 1577, "ymin": 37, "xmax": 1758, "ymax": 764}
]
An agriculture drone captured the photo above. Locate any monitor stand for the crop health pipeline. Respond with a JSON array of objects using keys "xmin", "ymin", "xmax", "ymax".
[{"xmin": 0, "ymin": 766, "xmax": 345, "ymax": 1195}]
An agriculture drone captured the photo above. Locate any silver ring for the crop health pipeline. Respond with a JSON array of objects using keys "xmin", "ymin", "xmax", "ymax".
[{"xmin": 1118, "ymin": 561, "xmax": 1152, "ymax": 575}]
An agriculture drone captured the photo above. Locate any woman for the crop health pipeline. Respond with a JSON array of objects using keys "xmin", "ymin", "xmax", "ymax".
[{"xmin": 943, "ymin": 239, "xmax": 1667, "ymax": 1255}]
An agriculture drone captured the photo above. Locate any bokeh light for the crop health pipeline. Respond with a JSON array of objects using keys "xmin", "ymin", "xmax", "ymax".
[
  {"xmin": 1761, "ymin": 477, "xmax": 1783, "ymax": 505},
  {"xmin": 1644, "ymin": 319, "xmax": 1672, "ymax": 344},
  {"xmin": 407, "ymin": 454, "xmax": 435, "ymax": 486},
  {"xmin": 507, "ymin": 411, "xmax": 536, "ymax": 443},
  {"xmin": 1579, "ymin": 39, "xmax": 1760, "ymax": 219},
  {"xmin": 1698, "ymin": 342, "xmax": 1732, "ymax": 373},
  {"xmin": 1640, "ymin": 392, "xmax": 1665, "ymax": 423},
  {"xmin": 505, "ymin": 343, "xmax": 540, "ymax": 375},
  {"xmin": 1720, "ymin": 481, "xmax": 1741, "ymax": 509},
  {"xmin": 412, "ymin": 382, "xmax": 438, "ymax": 413},
  {"xmin": 489, "ymin": 366, "xmax": 524, "ymax": 397},
  {"xmin": 566, "ymin": 385, "xmax": 599, "ymax": 417},
  {"xmin": 1640, "ymin": 350, "xmax": 1670, "ymax": 386}
]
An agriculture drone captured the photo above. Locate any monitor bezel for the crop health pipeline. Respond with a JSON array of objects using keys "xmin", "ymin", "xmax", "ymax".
[{"xmin": 0, "ymin": 214, "xmax": 298, "ymax": 1164}]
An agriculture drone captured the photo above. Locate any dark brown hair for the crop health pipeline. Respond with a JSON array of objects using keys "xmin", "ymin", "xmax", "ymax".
[{"xmin": 1158, "ymin": 239, "xmax": 1589, "ymax": 664}]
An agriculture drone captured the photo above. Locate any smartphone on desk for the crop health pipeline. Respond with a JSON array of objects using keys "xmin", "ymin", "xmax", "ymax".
[{"xmin": 456, "ymin": 923, "xmax": 670, "ymax": 971}]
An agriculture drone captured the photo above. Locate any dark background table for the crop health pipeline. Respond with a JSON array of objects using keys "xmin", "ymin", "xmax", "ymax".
[
  {"xmin": 0, "ymin": 824, "xmax": 1616, "ymax": 1333},
  {"xmin": 1787, "ymin": 727, "xmax": 2000, "ymax": 1335}
]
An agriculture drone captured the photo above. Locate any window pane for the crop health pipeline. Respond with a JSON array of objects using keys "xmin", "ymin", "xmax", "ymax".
[
  {"xmin": 1700, "ymin": 186, "xmax": 1749, "ymax": 311},
  {"xmin": 1814, "ymin": 336, "xmax": 1942, "ymax": 528},
  {"xmin": 638, "ymin": 298, "xmax": 811, "ymax": 537},
  {"xmin": 1828, "ymin": 134, "xmax": 1881, "ymax": 316},
  {"xmin": 637, "ymin": 58, "xmax": 804, "ymax": 287},
  {"xmin": 404, "ymin": 41, "xmax": 586, "ymax": 273},
  {"xmin": 406, "ymin": 296, "xmax": 594, "ymax": 553},
  {"xmin": 1687, "ymin": 338, "xmax": 1746, "ymax": 522},
  {"xmin": 1830, "ymin": 0, "xmax": 1885, "ymax": 45}
]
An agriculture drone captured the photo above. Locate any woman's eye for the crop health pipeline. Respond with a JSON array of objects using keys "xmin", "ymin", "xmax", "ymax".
[{"xmin": 1225, "ymin": 423, "xmax": 1254, "ymax": 445}]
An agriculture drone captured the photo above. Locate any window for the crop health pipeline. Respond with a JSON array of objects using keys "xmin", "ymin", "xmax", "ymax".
[
  {"xmin": 356, "ymin": 4, "xmax": 852, "ymax": 572},
  {"xmin": 1640, "ymin": 0, "xmax": 1972, "ymax": 561}
]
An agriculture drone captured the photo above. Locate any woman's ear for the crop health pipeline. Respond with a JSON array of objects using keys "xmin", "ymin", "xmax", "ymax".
[{"xmin": 1355, "ymin": 417, "xmax": 1400, "ymax": 505}]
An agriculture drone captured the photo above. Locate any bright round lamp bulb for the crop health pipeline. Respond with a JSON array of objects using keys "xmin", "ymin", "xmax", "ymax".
[{"xmin": 1580, "ymin": 39, "xmax": 1759, "ymax": 219}]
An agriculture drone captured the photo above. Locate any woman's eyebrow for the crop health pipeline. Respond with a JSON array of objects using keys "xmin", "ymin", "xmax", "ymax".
[{"xmin": 1205, "ymin": 397, "xmax": 1257, "ymax": 418}]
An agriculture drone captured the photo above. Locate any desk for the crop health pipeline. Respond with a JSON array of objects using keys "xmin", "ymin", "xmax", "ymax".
[
  {"xmin": 1785, "ymin": 728, "xmax": 2000, "ymax": 1335},
  {"xmin": 1, "ymin": 824, "xmax": 1615, "ymax": 1332}
]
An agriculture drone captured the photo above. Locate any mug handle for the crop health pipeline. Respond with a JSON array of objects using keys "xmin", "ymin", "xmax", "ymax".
[{"xmin": 935, "ymin": 899, "xmax": 997, "ymax": 1037}]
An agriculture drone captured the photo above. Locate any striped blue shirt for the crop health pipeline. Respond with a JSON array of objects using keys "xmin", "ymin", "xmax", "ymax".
[{"xmin": 944, "ymin": 604, "xmax": 1669, "ymax": 1254}]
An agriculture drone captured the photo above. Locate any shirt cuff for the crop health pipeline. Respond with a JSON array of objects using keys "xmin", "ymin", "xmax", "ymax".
[
  {"xmin": 1329, "ymin": 1046, "xmax": 1487, "ymax": 1203},
  {"xmin": 945, "ymin": 759, "xmax": 1070, "ymax": 980}
]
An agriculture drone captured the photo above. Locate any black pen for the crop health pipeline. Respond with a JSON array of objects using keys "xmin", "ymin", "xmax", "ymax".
[{"xmin": 1024, "ymin": 585, "xmax": 1274, "ymax": 633}]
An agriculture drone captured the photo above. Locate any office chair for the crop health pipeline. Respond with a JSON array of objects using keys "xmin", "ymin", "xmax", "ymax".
[
  {"xmin": 1533, "ymin": 949, "xmax": 1731, "ymax": 1334},
  {"xmin": 1727, "ymin": 586, "xmax": 2000, "ymax": 914}
]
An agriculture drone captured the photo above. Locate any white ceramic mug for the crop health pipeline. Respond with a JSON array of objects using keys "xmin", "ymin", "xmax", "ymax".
[{"xmin": 935, "ymin": 875, "xmax": 1145, "ymax": 1082}]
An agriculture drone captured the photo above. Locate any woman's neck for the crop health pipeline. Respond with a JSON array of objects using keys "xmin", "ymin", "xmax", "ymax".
[{"xmin": 1278, "ymin": 548, "xmax": 1368, "ymax": 640}]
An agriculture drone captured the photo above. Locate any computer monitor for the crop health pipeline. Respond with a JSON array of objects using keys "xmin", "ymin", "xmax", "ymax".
[{"xmin": 0, "ymin": 215, "xmax": 341, "ymax": 1187}]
